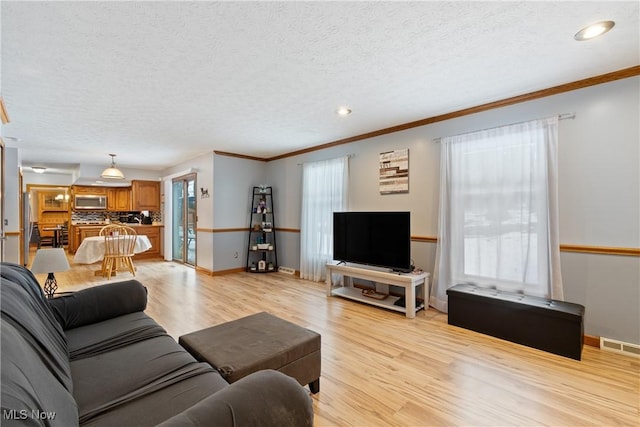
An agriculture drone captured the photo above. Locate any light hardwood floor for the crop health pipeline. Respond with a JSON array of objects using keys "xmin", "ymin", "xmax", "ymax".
[{"xmin": 45, "ymin": 257, "xmax": 639, "ymax": 426}]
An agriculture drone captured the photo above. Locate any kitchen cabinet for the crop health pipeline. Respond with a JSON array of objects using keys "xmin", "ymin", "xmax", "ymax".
[
  {"xmin": 108, "ymin": 187, "xmax": 132, "ymax": 211},
  {"xmin": 69, "ymin": 226, "xmax": 79, "ymax": 252},
  {"xmin": 132, "ymin": 225, "xmax": 162, "ymax": 258},
  {"xmin": 37, "ymin": 190, "xmax": 70, "ymax": 240},
  {"xmin": 39, "ymin": 191, "xmax": 69, "ymax": 211},
  {"xmin": 73, "ymin": 186, "xmax": 107, "ymax": 195},
  {"xmin": 131, "ymin": 180, "xmax": 161, "ymax": 211},
  {"xmin": 80, "ymin": 226, "xmax": 102, "ymax": 240},
  {"xmin": 69, "ymin": 225, "xmax": 103, "ymax": 253}
]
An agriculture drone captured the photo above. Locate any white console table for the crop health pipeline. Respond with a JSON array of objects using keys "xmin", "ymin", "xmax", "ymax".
[{"xmin": 326, "ymin": 262, "xmax": 430, "ymax": 319}]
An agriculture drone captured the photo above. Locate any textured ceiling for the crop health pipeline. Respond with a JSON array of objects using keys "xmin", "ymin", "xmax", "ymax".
[{"xmin": 1, "ymin": 1, "xmax": 639, "ymax": 174}]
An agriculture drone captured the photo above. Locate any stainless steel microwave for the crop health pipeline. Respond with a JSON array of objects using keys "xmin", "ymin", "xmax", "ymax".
[{"xmin": 74, "ymin": 195, "xmax": 107, "ymax": 210}]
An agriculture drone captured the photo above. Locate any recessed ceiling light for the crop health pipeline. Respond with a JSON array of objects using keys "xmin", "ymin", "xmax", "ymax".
[
  {"xmin": 574, "ymin": 20, "xmax": 615, "ymax": 41},
  {"xmin": 31, "ymin": 166, "xmax": 46, "ymax": 173},
  {"xmin": 336, "ymin": 107, "xmax": 352, "ymax": 116}
]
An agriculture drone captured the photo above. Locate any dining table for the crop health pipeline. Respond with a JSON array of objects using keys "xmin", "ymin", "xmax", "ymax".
[
  {"xmin": 74, "ymin": 235, "xmax": 153, "ymax": 264},
  {"xmin": 43, "ymin": 226, "xmax": 63, "ymax": 248}
]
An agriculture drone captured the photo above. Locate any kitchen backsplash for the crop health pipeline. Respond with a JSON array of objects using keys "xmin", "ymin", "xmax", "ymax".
[{"xmin": 71, "ymin": 211, "xmax": 163, "ymax": 224}]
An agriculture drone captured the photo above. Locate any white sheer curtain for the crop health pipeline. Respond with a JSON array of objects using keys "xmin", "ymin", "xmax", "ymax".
[
  {"xmin": 300, "ymin": 156, "xmax": 349, "ymax": 282},
  {"xmin": 432, "ymin": 117, "xmax": 563, "ymax": 312}
]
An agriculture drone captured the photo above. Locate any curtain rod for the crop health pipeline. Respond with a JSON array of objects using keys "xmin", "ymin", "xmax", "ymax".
[{"xmin": 433, "ymin": 113, "xmax": 576, "ymax": 143}]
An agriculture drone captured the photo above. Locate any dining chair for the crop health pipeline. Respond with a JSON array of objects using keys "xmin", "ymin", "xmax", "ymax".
[
  {"xmin": 99, "ymin": 224, "xmax": 138, "ymax": 279},
  {"xmin": 59, "ymin": 222, "xmax": 70, "ymax": 247},
  {"xmin": 31, "ymin": 222, "xmax": 54, "ymax": 248}
]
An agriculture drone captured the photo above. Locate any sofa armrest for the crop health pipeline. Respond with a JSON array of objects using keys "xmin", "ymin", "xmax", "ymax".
[
  {"xmin": 157, "ymin": 370, "xmax": 314, "ymax": 427},
  {"xmin": 48, "ymin": 280, "xmax": 148, "ymax": 330}
]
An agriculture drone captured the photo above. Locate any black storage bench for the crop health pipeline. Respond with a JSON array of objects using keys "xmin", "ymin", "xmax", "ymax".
[{"xmin": 447, "ymin": 284, "xmax": 585, "ymax": 360}]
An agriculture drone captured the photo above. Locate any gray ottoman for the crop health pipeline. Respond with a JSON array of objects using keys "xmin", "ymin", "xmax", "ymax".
[{"xmin": 179, "ymin": 312, "xmax": 321, "ymax": 393}]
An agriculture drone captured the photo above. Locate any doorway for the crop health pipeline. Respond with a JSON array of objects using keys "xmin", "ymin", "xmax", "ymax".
[
  {"xmin": 24, "ymin": 185, "xmax": 71, "ymax": 265},
  {"xmin": 172, "ymin": 174, "xmax": 196, "ymax": 265}
]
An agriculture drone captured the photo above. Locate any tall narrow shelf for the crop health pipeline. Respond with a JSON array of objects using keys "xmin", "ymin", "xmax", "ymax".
[{"xmin": 246, "ymin": 186, "xmax": 278, "ymax": 273}]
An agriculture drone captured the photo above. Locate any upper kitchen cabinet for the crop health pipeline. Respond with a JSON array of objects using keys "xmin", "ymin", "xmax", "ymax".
[
  {"xmin": 73, "ymin": 186, "xmax": 107, "ymax": 195},
  {"xmin": 131, "ymin": 180, "xmax": 161, "ymax": 211},
  {"xmin": 107, "ymin": 187, "xmax": 131, "ymax": 211},
  {"xmin": 39, "ymin": 190, "xmax": 69, "ymax": 212}
]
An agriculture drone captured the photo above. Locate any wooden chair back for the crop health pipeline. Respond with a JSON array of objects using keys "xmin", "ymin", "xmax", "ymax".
[{"xmin": 99, "ymin": 225, "xmax": 138, "ymax": 279}]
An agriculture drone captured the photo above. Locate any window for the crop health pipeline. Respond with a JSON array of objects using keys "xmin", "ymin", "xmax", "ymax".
[
  {"xmin": 432, "ymin": 117, "xmax": 563, "ymax": 312},
  {"xmin": 300, "ymin": 156, "xmax": 349, "ymax": 281}
]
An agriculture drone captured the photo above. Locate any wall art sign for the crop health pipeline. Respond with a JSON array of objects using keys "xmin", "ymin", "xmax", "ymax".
[{"xmin": 379, "ymin": 148, "xmax": 409, "ymax": 194}]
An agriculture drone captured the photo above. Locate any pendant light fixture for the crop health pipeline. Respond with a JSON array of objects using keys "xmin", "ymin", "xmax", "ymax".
[{"xmin": 101, "ymin": 154, "xmax": 125, "ymax": 179}]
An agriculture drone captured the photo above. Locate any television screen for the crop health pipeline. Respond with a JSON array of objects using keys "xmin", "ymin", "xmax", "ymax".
[{"xmin": 333, "ymin": 211, "xmax": 411, "ymax": 272}]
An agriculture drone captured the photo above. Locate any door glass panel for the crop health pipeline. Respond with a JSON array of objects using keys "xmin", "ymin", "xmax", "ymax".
[
  {"xmin": 172, "ymin": 181, "xmax": 184, "ymax": 261},
  {"xmin": 186, "ymin": 178, "xmax": 196, "ymax": 265},
  {"xmin": 172, "ymin": 175, "xmax": 196, "ymax": 266}
]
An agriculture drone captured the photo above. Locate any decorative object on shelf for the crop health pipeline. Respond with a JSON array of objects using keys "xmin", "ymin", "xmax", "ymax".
[
  {"xmin": 30, "ymin": 248, "xmax": 70, "ymax": 298},
  {"xmin": 255, "ymin": 197, "xmax": 268, "ymax": 213},
  {"xmin": 101, "ymin": 154, "xmax": 125, "ymax": 180},
  {"xmin": 246, "ymin": 186, "xmax": 278, "ymax": 273},
  {"xmin": 200, "ymin": 188, "xmax": 210, "ymax": 198},
  {"xmin": 379, "ymin": 148, "xmax": 409, "ymax": 194}
]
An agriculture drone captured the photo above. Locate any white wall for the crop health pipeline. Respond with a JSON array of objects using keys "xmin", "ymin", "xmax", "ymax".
[
  {"xmin": 264, "ymin": 76, "xmax": 640, "ymax": 344},
  {"xmin": 3, "ymin": 147, "xmax": 21, "ymax": 263},
  {"xmin": 21, "ymin": 172, "xmax": 74, "ymax": 187},
  {"xmin": 212, "ymin": 154, "xmax": 267, "ymax": 271},
  {"xmin": 87, "ymin": 77, "xmax": 635, "ymax": 343},
  {"xmin": 21, "ymin": 168, "xmax": 165, "ymax": 190},
  {"xmin": 160, "ymin": 152, "xmax": 214, "ymax": 270}
]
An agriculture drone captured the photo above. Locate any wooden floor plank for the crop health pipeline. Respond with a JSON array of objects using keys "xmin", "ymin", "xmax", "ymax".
[{"xmin": 43, "ymin": 257, "xmax": 640, "ymax": 426}]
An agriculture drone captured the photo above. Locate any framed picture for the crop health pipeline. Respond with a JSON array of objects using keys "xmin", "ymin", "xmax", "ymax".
[{"xmin": 379, "ymin": 148, "xmax": 409, "ymax": 194}]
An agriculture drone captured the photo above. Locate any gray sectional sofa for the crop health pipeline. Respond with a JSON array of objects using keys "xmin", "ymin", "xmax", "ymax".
[{"xmin": 0, "ymin": 262, "xmax": 313, "ymax": 426}]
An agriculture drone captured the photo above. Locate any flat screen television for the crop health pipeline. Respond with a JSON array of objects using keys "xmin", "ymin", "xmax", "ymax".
[{"xmin": 333, "ymin": 211, "xmax": 412, "ymax": 273}]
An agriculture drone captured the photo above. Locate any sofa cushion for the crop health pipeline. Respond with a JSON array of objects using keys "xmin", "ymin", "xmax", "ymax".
[
  {"xmin": 48, "ymin": 280, "xmax": 148, "ymax": 330},
  {"xmin": 65, "ymin": 312, "xmax": 167, "ymax": 360},
  {"xmin": 80, "ymin": 371, "xmax": 228, "ymax": 427},
  {"xmin": 0, "ymin": 263, "xmax": 72, "ymax": 391},
  {"xmin": 71, "ymin": 334, "xmax": 222, "ymax": 424},
  {"xmin": 1, "ymin": 320, "xmax": 79, "ymax": 427}
]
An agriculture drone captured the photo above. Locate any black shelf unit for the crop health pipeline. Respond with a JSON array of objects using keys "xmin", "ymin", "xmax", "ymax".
[{"xmin": 246, "ymin": 186, "xmax": 278, "ymax": 273}]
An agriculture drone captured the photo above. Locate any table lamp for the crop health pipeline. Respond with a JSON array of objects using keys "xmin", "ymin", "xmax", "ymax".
[{"xmin": 30, "ymin": 248, "xmax": 70, "ymax": 298}]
